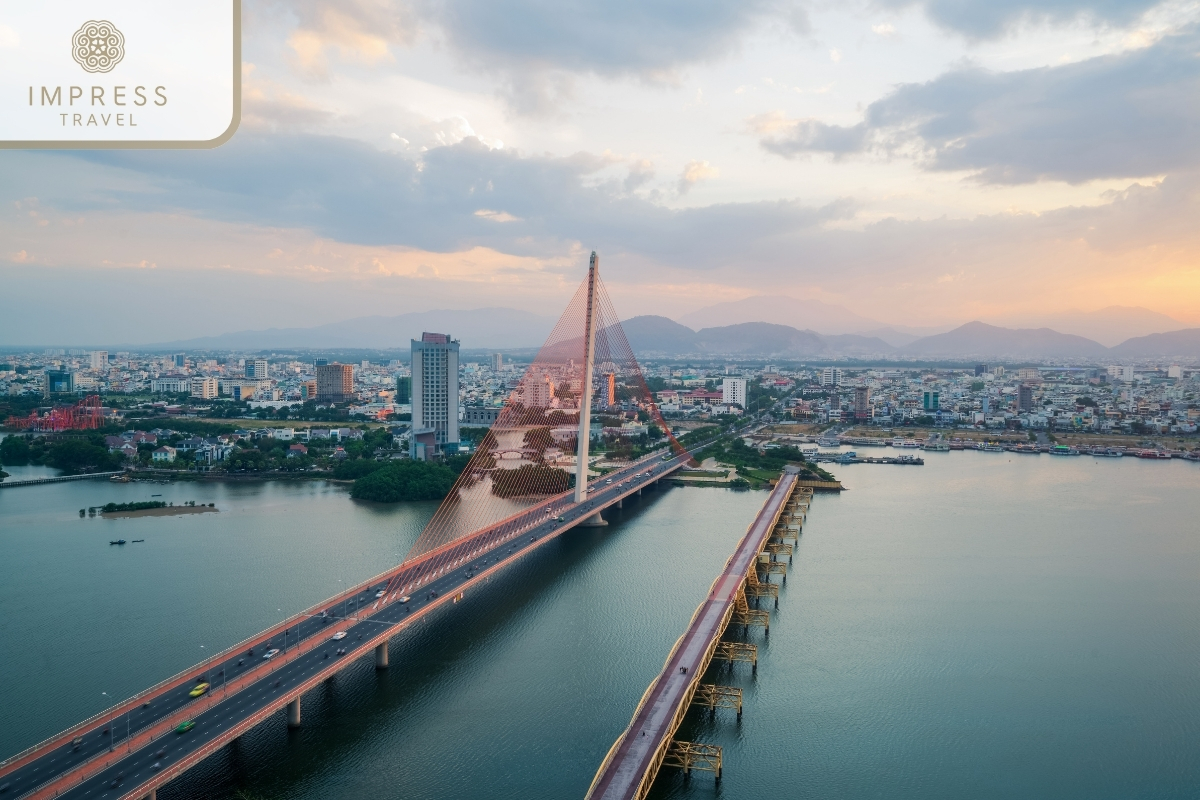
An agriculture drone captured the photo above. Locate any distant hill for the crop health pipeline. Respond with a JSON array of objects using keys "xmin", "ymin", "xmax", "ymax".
[
  {"xmin": 620, "ymin": 316, "xmax": 896, "ymax": 357},
  {"xmin": 1110, "ymin": 328, "xmax": 1200, "ymax": 358},
  {"xmin": 620, "ymin": 316, "xmax": 703, "ymax": 355},
  {"xmin": 902, "ymin": 322, "xmax": 1109, "ymax": 359},
  {"xmin": 993, "ymin": 306, "xmax": 1190, "ymax": 347},
  {"xmin": 693, "ymin": 322, "xmax": 827, "ymax": 356},
  {"xmin": 677, "ymin": 295, "xmax": 885, "ymax": 335},
  {"xmin": 151, "ymin": 308, "xmax": 556, "ymax": 351}
]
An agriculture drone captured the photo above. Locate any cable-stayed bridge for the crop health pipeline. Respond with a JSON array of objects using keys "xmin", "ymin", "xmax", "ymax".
[{"xmin": 0, "ymin": 254, "xmax": 702, "ymax": 800}]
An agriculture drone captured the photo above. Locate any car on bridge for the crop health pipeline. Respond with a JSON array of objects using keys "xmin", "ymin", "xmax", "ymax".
[
  {"xmin": 331, "ymin": 631, "xmax": 347, "ymax": 640},
  {"xmin": 263, "ymin": 648, "xmax": 280, "ymax": 660},
  {"xmin": 399, "ymin": 595, "xmax": 410, "ymax": 603},
  {"xmin": 188, "ymin": 682, "xmax": 210, "ymax": 698},
  {"xmin": 175, "ymin": 721, "xmax": 194, "ymax": 734}
]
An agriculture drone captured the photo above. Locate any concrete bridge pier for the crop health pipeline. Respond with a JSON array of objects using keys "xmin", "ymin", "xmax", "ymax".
[
  {"xmin": 141, "ymin": 790, "xmax": 156, "ymax": 800},
  {"xmin": 375, "ymin": 641, "xmax": 389, "ymax": 669},
  {"xmin": 287, "ymin": 697, "xmax": 301, "ymax": 728},
  {"xmin": 616, "ymin": 498, "xmax": 624, "ymax": 509},
  {"xmin": 579, "ymin": 511, "xmax": 608, "ymax": 526}
]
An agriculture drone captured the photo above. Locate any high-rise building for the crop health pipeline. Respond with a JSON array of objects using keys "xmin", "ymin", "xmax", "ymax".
[
  {"xmin": 601, "ymin": 372, "xmax": 616, "ymax": 406},
  {"xmin": 316, "ymin": 363, "xmax": 354, "ymax": 402},
  {"xmin": 45, "ymin": 370, "xmax": 74, "ymax": 394},
  {"xmin": 923, "ymin": 390, "xmax": 940, "ymax": 411},
  {"xmin": 300, "ymin": 380, "xmax": 317, "ymax": 400},
  {"xmin": 1017, "ymin": 384, "xmax": 1035, "ymax": 413},
  {"xmin": 523, "ymin": 373, "xmax": 555, "ymax": 408},
  {"xmin": 90, "ymin": 351, "xmax": 108, "ymax": 371},
  {"xmin": 492, "ymin": 353, "xmax": 503, "ymax": 372},
  {"xmin": 820, "ymin": 367, "xmax": 843, "ymax": 387},
  {"xmin": 314, "ymin": 358, "xmax": 328, "ymax": 368},
  {"xmin": 722, "ymin": 377, "xmax": 747, "ymax": 408},
  {"xmin": 1168, "ymin": 365, "xmax": 1183, "ymax": 379},
  {"xmin": 854, "ymin": 386, "xmax": 871, "ymax": 419},
  {"xmin": 245, "ymin": 359, "xmax": 268, "ymax": 379},
  {"xmin": 974, "ymin": 363, "xmax": 988, "ymax": 376},
  {"xmin": 190, "ymin": 377, "xmax": 218, "ymax": 399},
  {"xmin": 411, "ymin": 332, "xmax": 460, "ymax": 459},
  {"xmin": 173, "ymin": 354, "xmax": 187, "ymax": 368}
]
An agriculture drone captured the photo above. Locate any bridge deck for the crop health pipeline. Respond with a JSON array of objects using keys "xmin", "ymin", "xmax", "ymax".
[
  {"xmin": 585, "ymin": 467, "xmax": 802, "ymax": 800},
  {"xmin": 0, "ymin": 448, "xmax": 691, "ymax": 800}
]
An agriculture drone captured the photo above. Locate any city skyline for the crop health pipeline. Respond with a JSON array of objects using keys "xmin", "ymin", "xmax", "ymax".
[{"xmin": 4, "ymin": 1, "xmax": 1200, "ymax": 345}]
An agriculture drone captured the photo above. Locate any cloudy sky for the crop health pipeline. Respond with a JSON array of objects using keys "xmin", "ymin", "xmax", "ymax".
[{"xmin": 4, "ymin": 0, "xmax": 1200, "ymax": 345}]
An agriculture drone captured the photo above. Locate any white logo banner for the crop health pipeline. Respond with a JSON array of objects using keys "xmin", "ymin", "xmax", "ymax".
[{"xmin": 0, "ymin": 0, "xmax": 240, "ymax": 148}]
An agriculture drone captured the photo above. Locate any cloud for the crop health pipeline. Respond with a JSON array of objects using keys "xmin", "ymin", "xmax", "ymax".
[
  {"xmin": 756, "ymin": 27, "xmax": 1200, "ymax": 183},
  {"xmin": 269, "ymin": 0, "xmax": 808, "ymax": 112},
  {"xmin": 624, "ymin": 159, "xmax": 655, "ymax": 192},
  {"xmin": 877, "ymin": 0, "xmax": 1166, "ymax": 39},
  {"xmin": 242, "ymin": 64, "xmax": 336, "ymax": 129},
  {"xmin": 678, "ymin": 160, "xmax": 720, "ymax": 194},
  {"xmin": 278, "ymin": 0, "xmax": 418, "ymax": 78},
  {"xmin": 474, "ymin": 209, "xmax": 522, "ymax": 222},
  {"xmin": 6, "ymin": 138, "xmax": 1200, "ymax": 332}
]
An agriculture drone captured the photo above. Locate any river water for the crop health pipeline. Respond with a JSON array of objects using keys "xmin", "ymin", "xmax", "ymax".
[{"xmin": 1, "ymin": 452, "xmax": 1198, "ymax": 799}]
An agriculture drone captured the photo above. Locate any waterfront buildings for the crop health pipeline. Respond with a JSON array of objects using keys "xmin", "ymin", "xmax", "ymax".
[{"xmin": 411, "ymin": 332, "xmax": 460, "ymax": 459}]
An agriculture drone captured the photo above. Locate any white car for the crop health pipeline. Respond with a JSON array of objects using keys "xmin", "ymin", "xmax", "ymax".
[
  {"xmin": 374, "ymin": 590, "xmax": 386, "ymax": 599},
  {"xmin": 263, "ymin": 648, "xmax": 280, "ymax": 660},
  {"xmin": 331, "ymin": 631, "xmax": 347, "ymax": 641},
  {"xmin": 398, "ymin": 595, "xmax": 410, "ymax": 603}
]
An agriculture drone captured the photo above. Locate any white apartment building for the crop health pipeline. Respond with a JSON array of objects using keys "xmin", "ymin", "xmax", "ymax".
[
  {"xmin": 820, "ymin": 367, "xmax": 844, "ymax": 387},
  {"xmin": 722, "ymin": 377, "xmax": 747, "ymax": 408}
]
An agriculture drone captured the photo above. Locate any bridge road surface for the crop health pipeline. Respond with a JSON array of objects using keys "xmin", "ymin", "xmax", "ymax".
[
  {"xmin": 586, "ymin": 467, "xmax": 800, "ymax": 800},
  {"xmin": 0, "ymin": 445, "xmax": 698, "ymax": 800}
]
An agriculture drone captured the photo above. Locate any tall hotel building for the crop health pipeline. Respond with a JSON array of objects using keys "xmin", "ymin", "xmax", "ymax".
[{"xmin": 411, "ymin": 332, "xmax": 460, "ymax": 460}]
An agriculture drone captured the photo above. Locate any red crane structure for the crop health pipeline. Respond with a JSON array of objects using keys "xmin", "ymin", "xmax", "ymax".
[{"xmin": 4, "ymin": 394, "xmax": 106, "ymax": 432}]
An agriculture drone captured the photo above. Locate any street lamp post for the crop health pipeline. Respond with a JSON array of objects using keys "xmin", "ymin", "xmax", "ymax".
[{"xmin": 102, "ymin": 692, "xmax": 113, "ymax": 752}]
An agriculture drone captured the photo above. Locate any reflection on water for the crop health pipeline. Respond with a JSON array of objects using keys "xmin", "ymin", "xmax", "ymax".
[{"xmin": 2, "ymin": 453, "xmax": 1199, "ymax": 800}]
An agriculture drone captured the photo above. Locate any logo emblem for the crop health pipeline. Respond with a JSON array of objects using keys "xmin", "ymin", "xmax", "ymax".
[{"xmin": 72, "ymin": 21, "xmax": 125, "ymax": 73}]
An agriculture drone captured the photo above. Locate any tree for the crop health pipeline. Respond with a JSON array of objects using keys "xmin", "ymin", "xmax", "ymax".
[
  {"xmin": 0, "ymin": 435, "xmax": 31, "ymax": 466},
  {"xmin": 351, "ymin": 461, "xmax": 457, "ymax": 502},
  {"xmin": 45, "ymin": 439, "xmax": 121, "ymax": 474}
]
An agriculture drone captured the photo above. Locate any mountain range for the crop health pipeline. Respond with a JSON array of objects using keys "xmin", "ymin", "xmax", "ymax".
[
  {"xmin": 145, "ymin": 308, "xmax": 1200, "ymax": 360},
  {"xmin": 620, "ymin": 317, "xmax": 1200, "ymax": 360},
  {"xmin": 676, "ymin": 297, "xmax": 1190, "ymax": 347}
]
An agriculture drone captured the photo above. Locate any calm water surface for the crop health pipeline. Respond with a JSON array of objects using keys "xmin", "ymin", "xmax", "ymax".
[{"xmin": 1, "ymin": 452, "xmax": 1198, "ymax": 799}]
